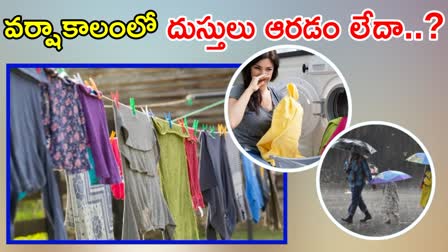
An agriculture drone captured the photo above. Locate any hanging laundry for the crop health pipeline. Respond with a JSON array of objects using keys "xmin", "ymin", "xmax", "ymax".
[
  {"xmin": 256, "ymin": 167, "xmax": 271, "ymax": 211},
  {"xmin": 257, "ymin": 83, "xmax": 304, "ymax": 166},
  {"xmin": 17, "ymin": 192, "xmax": 27, "ymax": 201},
  {"xmin": 109, "ymin": 137, "xmax": 124, "ymax": 200},
  {"xmin": 153, "ymin": 117, "xmax": 199, "ymax": 240},
  {"xmin": 87, "ymin": 148, "xmax": 99, "ymax": 185},
  {"xmin": 112, "ymin": 196, "xmax": 124, "ymax": 240},
  {"xmin": 109, "ymin": 136, "xmax": 124, "ymax": 239},
  {"xmin": 241, "ymin": 153, "xmax": 264, "ymax": 223},
  {"xmin": 184, "ymin": 128, "xmax": 205, "ymax": 211},
  {"xmin": 420, "ymin": 169, "xmax": 432, "ymax": 208},
  {"xmin": 10, "ymin": 68, "xmax": 67, "ymax": 239},
  {"xmin": 319, "ymin": 116, "xmax": 348, "ymax": 154},
  {"xmin": 265, "ymin": 172, "xmax": 283, "ymax": 230},
  {"xmin": 64, "ymin": 168, "xmax": 114, "ymax": 240},
  {"xmin": 224, "ymin": 134, "xmax": 249, "ymax": 222},
  {"xmin": 41, "ymin": 74, "xmax": 90, "ymax": 173},
  {"xmin": 199, "ymin": 132, "xmax": 238, "ymax": 240},
  {"xmin": 114, "ymin": 104, "xmax": 175, "ymax": 240},
  {"xmin": 77, "ymin": 84, "xmax": 121, "ymax": 184}
]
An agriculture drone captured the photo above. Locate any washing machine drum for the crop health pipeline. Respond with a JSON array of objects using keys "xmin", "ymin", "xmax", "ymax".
[{"xmin": 322, "ymin": 78, "xmax": 349, "ymax": 120}]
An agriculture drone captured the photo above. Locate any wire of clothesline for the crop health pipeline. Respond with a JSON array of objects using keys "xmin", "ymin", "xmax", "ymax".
[
  {"xmin": 103, "ymin": 91, "xmax": 225, "ymax": 109},
  {"xmin": 104, "ymin": 98, "xmax": 186, "ymax": 108},
  {"xmin": 102, "ymin": 95, "xmax": 149, "ymax": 116},
  {"xmin": 102, "ymin": 94, "xmax": 225, "ymax": 128},
  {"xmin": 173, "ymin": 99, "xmax": 224, "ymax": 121},
  {"xmin": 46, "ymin": 69, "xmax": 227, "ymax": 134}
]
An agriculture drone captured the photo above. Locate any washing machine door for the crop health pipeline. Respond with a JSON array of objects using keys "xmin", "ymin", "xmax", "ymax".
[{"xmin": 274, "ymin": 78, "xmax": 321, "ymax": 156}]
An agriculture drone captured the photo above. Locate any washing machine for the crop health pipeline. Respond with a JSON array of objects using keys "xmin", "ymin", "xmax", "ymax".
[{"xmin": 274, "ymin": 50, "xmax": 349, "ymax": 157}]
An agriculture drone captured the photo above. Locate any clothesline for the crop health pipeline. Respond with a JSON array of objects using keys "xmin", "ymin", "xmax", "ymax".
[
  {"xmin": 47, "ymin": 68, "xmax": 227, "ymax": 134},
  {"xmin": 102, "ymin": 95, "xmax": 150, "ymax": 117},
  {"xmin": 102, "ymin": 94, "xmax": 226, "ymax": 133},
  {"xmin": 53, "ymin": 67, "xmax": 223, "ymax": 125},
  {"xmin": 173, "ymin": 99, "xmax": 224, "ymax": 121},
  {"xmin": 103, "ymin": 98, "xmax": 187, "ymax": 108},
  {"xmin": 102, "ymin": 94, "xmax": 225, "ymax": 123}
]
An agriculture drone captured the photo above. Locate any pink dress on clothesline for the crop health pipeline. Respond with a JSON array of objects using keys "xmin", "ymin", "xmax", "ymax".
[{"xmin": 110, "ymin": 137, "xmax": 125, "ymax": 200}]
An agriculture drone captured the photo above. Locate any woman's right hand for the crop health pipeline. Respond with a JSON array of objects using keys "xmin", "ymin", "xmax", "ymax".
[
  {"xmin": 229, "ymin": 73, "xmax": 269, "ymax": 129},
  {"xmin": 248, "ymin": 73, "xmax": 269, "ymax": 93}
]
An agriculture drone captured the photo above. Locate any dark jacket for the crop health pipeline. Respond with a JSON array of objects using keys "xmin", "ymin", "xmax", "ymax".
[{"xmin": 346, "ymin": 159, "xmax": 372, "ymax": 187}]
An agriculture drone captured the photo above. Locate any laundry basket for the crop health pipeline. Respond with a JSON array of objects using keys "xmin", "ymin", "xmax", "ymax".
[{"xmin": 246, "ymin": 150, "xmax": 320, "ymax": 169}]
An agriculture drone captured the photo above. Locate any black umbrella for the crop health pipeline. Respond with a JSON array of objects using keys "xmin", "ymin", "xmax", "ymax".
[{"xmin": 332, "ymin": 138, "xmax": 377, "ymax": 157}]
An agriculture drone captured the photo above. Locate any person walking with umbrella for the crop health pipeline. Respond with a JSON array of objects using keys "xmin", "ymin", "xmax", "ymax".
[
  {"xmin": 406, "ymin": 152, "xmax": 432, "ymax": 208},
  {"xmin": 341, "ymin": 152, "xmax": 373, "ymax": 224},
  {"xmin": 420, "ymin": 166, "xmax": 432, "ymax": 208},
  {"xmin": 371, "ymin": 170, "xmax": 412, "ymax": 224},
  {"xmin": 382, "ymin": 181, "xmax": 400, "ymax": 224}
]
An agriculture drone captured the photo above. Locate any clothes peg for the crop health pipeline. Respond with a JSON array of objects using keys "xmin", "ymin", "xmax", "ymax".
[
  {"xmin": 88, "ymin": 78, "xmax": 102, "ymax": 99},
  {"xmin": 217, "ymin": 124, "xmax": 222, "ymax": 135},
  {"xmin": 184, "ymin": 117, "xmax": 189, "ymax": 129},
  {"xmin": 145, "ymin": 105, "xmax": 152, "ymax": 117},
  {"xmin": 164, "ymin": 112, "xmax": 172, "ymax": 128},
  {"xmin": 110, "ymin": 131, "xmax": 116, "ymax": 139},
  {"xmin": 208, "ymin": 125, "xmax": 216, "ymax": 139},
  {"xmin": 168, "ymin": 113, "xmax": 172, "ymax": 128},
  {"xmin": 221, "ymin": 124, "xmax": 226, "ymax": 135},
  {"xmin": 222, "ymin": 125, "xmax": 227, "ymax": 135},
  {"xmin": 143, "ymin": 105, "xmax": 154, "ymax": 117},
  {"xmin": 74, "ymin": 73, "xmax": 82, "ymax": 83},
  {"xmin": 186, "ymin": 96, "xmax": 193, "ymax": 106},
  {"xmin": 56, "ymin": 68, "xmax": 68, "ymax": 78},
  {"xmin": 201, "ymin": 124, "xmax": 208, "ymax": 131},
  {"xmin": 176, "ymin": 119, "xmax": 185, "ymax": 131},
  {"xmin": 84, "ymin": 79, "xmax": 95, "ymax": 92},
  {"xmin": 88, "ymin": 77, "xmax": 98, "ymax": 91},
  {"xmin": 209, "ymin": 125, "xmax": 215, "ymax": 135},
  {"xmin": 110, "ymin": 91, "xmax": 120, "ymax": 108},
  {"xmin": 141, "ymin": 105, "xmax": 153, "ymax": 121},
  {"xmin": 193, "ymin": 119, "xmax": 199, "ymax": 135},
  {"xmin": 36, "ymin": 68, "xmax": 42, "ymax": 74},
  {"xmin": 130, "ymin": 97, "xmax": 136, "ymax": 116},
  {"xmin": 198, "ymin": 206, "xmax": 204, "ymax": 218},
  {"xmin": 84, "ymin": 80, "xmax": 97, "ymax": 96}
]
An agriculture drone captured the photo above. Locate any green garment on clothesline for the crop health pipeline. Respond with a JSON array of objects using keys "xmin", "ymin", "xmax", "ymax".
[{"xmin": 152, "ymin": 117, "xmax": 199, "ymax": 240}]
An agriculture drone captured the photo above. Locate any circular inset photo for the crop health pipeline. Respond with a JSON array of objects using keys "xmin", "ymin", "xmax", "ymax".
[
  {"xmin": 317, "ymin": 121, "xmax": 435, "ymax": 240},
  {"xmin": 224, "ymin": 45, "xmax": 352, "ymax": 172}
]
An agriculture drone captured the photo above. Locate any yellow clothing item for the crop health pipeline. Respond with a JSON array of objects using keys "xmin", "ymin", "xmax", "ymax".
[
  {"xmin": 257, "ymin": 83, "xmax": 304, "ymax": 166},
  {"xmin": 420, "ymin": 170, "xmax": 432, "ymax": 208}
]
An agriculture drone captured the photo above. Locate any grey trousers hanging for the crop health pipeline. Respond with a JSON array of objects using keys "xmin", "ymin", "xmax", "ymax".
[
  {"xmin": 199, "ymin": 133, "xmax": 238, "ymax": 240},
  {"xmin": 9, "ymin": 69, "xmax": 67, "ymax": 239}
]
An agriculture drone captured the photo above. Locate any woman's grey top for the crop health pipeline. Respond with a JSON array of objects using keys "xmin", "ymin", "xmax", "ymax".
[{"xmin": 229, "ymin": 83, "xmax": 283, "ymax": 151}]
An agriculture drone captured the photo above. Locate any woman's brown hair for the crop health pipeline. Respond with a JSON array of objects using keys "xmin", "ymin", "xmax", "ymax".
[{"xmin": 241, "ymin": 51, "xmax": 279, "ymax": 113}]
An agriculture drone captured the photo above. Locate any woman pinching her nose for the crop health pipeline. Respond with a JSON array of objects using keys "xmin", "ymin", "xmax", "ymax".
[{"xmin": 228, "ymin": 50, "xmax": 284, "ymax": 152}]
